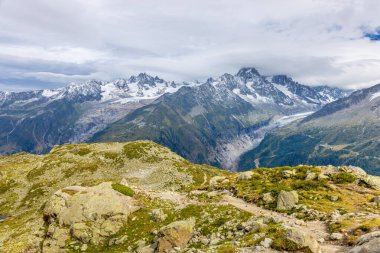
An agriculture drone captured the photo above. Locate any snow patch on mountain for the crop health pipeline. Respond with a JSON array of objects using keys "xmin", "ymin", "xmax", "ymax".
[
  {"xmin": 215, "ymin": 111, "xmax": 313, "ymax": 171},
  {"xmin": 370, "ymin": 91, "xmax": 380, "ymax": 101}
]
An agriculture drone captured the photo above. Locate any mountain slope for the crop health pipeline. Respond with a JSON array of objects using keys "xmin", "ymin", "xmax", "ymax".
[
  {"xmin": 1, "ymin": 141, "xmax": 380, "ymax": 252},
  {"xmin": 0, "ymin": 68, "xmax": 349, "ymax": 170},
  {"xmin": 92, "ymin": 68, "xmax": 349, "ymax": 170},
  {"xmin": 0, "ymin": 75, "xmax": 192, "ymax": 155},
  {"xmin": 239, "ymin": 83, "xmax": 380, "ymax": 175}
]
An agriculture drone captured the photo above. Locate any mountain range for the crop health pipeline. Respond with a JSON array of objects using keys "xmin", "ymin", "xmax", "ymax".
[
  {"xmin": 239, "ymin": 83, "xmax": 380, "ymax": 175},
  {"xmin": 0, "ymin": 68, "xmax": 350, "ymax": 170}
]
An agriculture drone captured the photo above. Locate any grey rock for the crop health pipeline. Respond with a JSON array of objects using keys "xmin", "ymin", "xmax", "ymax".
[
  {"xmin": 282, "ymin": 170, "xmax": 296, "ymax": 178},
  {"xmin": 151, "ymin": 209, "xmax": 167, "ymax": 222},
  {"xmin": 237, "ymin": 171, "xmax": 253, "ymax": 181},
  {"xmin": 330, "ymin": 233, "xmax": 344, "ymax": 240},
  {"xmin": 329, "ymin": 196, "xmax": 339, "ymax": 201},
  {"xmin": 284, "ymin": 227, "xmax": 322, "ymax": 253},
  {"xmin": 362, "ymin": 175, "xmax": 380, "ymax": 190},
  {"xmin": 277, "ymin": 190, "xmax": 299, "ymax": 210},
  {"xmin": 157, "ymin": 218, "xmax": 195, "ymax": 252},
  {"xmin": 306, "ymin": 172, "xmax": 317, "ymax": 180},
  {"xmin": 260, "ymin": 238, "xmax": 273, "ymax": 248},
  {"xmin": 349, "ymin": 238, "xmax": 380, "ymax": 253},
  {"xmin": 262, "ymin": 192, "xmax": 275, "ymax": 204}
]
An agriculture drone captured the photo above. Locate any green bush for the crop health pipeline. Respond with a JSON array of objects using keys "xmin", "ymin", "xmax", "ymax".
[
  {"xmin": 112, "ymin": 183, "xmax": 135, "ymax": 197},
  {"xmin": 293, "ymin": 179, "xmax": 328, "ymax": 190},
  {"xmin": 330, "ymin": 172, "xmax": 356, "ymax": 184}
]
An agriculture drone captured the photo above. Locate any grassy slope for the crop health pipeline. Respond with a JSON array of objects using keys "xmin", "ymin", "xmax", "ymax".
[{"xmin": 1, "ymin": 141, "xmax": 380, "ymax": 252}]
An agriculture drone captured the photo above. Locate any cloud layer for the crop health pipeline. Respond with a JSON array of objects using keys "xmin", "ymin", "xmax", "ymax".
[{"xmin": 1, "ymin": 0, "xmax": 380, "ymax": 90}]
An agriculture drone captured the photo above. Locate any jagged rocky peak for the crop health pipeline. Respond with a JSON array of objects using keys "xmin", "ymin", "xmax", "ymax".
[
  {"xmin": 235, "ymin": 67, "xmax": 261, "ymax": 79},
  {"xmin": 271, "ymin": 74, "xmax": 295, "ymax": 85}
]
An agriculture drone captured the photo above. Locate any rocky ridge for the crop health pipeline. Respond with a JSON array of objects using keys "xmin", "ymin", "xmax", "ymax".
[{"xmin": 1, "ymin": 141, "xmax": 380, "ymax": 252}]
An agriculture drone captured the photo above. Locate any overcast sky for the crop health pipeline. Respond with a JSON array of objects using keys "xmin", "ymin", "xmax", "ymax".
[{"xmin": 1, "ymin": 0, "xmax": 380, "ymax": 91}]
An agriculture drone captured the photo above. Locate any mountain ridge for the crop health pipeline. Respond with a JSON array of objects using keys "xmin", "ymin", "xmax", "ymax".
[
  {"xmin": 239, "ymin": 82, "xmax": 380, "ymax": 174},
  {"xmin": 1, "ymin": 140, "xmax": 380, "ymax": 252},
  {"xmin": 0, "ymin": 68, "xmax": 350, "ymax": 170}
]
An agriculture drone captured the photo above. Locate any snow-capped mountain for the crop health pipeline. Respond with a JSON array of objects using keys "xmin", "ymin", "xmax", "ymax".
[
  {"xmin": 239, "ymin": 82, "xmax": 380, "ymax": 174},
  {"xmin": 0, "ymin": 73, "xmax": 192, "ymax": 108},
  {"xmin": 92, "ymin": 68, "xmax": 350, "ymax": 170},
  {"xmin": 207, "ymin": 67, "xmax": 350, "ymax": 112},
  {"xmin": 0, "ymin": 68, "xmax": 350, "ymax": 170}
]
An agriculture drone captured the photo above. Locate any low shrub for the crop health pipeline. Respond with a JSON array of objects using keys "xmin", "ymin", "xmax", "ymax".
[{"xmin": 112, "ymin": 183, "xmax": 135, "ymax": 197}]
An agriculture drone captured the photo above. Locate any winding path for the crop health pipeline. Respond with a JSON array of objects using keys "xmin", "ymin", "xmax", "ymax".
[{"xmin": 219, "ymin": 195, "xmax": 350, "ymax": 253}]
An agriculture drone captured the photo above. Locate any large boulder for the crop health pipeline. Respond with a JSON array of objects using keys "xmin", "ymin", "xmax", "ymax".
[
  {"xmin": 42, "ymin": 182, "xmax": 138, "ymax": 251},
  {"xmin": 277, "ymin": 190, "xmax": 299, "ymax": 210},
  {"xmin": 157, "ymin": 218, "xmax": 195, "ymax": 252},
  {"xmin": 284, "ymin": 227, "xmax": 321, "ymax": 253},
  {"xmin": 281, "ymin": 170, "xmax": 296, "ymax": 178},
  {"xmin": 362, "ymin": 175, "xmax": 380, "ymax": 190},
  {"xmin": 209, "ymin": 176, "xmax": 226, "ymax": 187},
  {"xmin": 237, "ymin": 171, "xmax": 253, "ymax": 181},
  {"xmin": 349, "ymin": 231, "xmax": 380, "ymax": 253}
]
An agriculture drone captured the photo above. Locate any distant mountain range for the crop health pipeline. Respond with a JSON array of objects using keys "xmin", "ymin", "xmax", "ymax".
[
  {"xmin": 91, "ymin": 68, "xmax": 350, "ymax": 170},
  {"xmin": 0, "ymin": 67, "xmax": 351, "ymax": 170},
  {"xmin": 239, "ymin": 83, "xmax": 380, "ymax": 175}
]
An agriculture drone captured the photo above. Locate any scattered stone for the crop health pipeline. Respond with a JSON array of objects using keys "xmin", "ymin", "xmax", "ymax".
[
  {"xmin": 120, "ymin": 178, "xmax": 129, "ymax": 186},
  {"xmin": 277, "ymin": 190, "xmax": 299, "ymax": 210},
  {"xmin": 209, "ymin": 176, "xmax": 226, "ymax": 187},
  {"xmin": 80, "ymin": 244, "xmax": 88, "ymax": 251},
  {"xmin": 281, "ymin": 170, "xmax": 296, "ymax": 178},
  {"xmin": 236, "ymin": 171, "xmax": 253, "ymax": 181},
  {"xmin": 330, "ymin": 233, "xmax": 344, "ymax": 241},
  {"xmin": 151, "ymin": 209, "xmax": 167, "ymax": 222},
  {"xmin": 136, "ymin": 243, "xmax": 156, "ymax": 253},
  {"xmin": 372, "ymin": 196, "xmax": 380, "ymax": 206},
  {"xmin": 318, "ymin": 174, "xmax": 329, "ymax": 180},
  {"xmin": 329, "ymin": 196, "xmax": 339, "ymax": 201},
  {"xmin": 262, "ymin": 192, "xmax": 275, "ymax": 204},
  {"xmin": 260, "ymin": 238, "xmax": 273, "ymax": 248},
  {"xmin": 157, "ymin": 218, "xmax": 195, "ymax": 252},
  {"xmin": 306, "ymin": 171, "xmax": 317, "ymax": 180},
  {"xmin": 284, "ymin": 227, "xmax": 321, "ymax": 253}
]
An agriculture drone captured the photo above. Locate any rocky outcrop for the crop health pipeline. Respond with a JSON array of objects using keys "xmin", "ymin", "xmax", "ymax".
[
  {"xmin": 42, "ymin": 182, "xmax": 138, "ymax": 252},
  {"xmin": 237, "ymin": 171, "xmax": 253, "ymax": 181},
  {"xmin": 284, "ymin": 227, "xmax": 321, "ymax": 253},
  {"xmin": 277, "ymin": 190, "xmax": 299, "ymax": 210},
  {"xmin": 349, "ymin": 231, "xmax": 380, "ymax": 253},
  {"xmin": 157, "ymin": 218, "xmax": 195, "ymax": 252},
  {"xmin": 362, "ymin": 175, "xmax": 380, "ymax": 190},
  {"xmin": 209, "ymin": 176, "xmax": 226, "ymax": 187},
  {"xmin": 281, "ymin": 170, "xmax": 296, "ymax": 178}
]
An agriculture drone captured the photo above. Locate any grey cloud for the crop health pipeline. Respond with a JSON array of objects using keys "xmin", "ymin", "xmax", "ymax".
[{"xmin": 0, "ymin": 0, "xmax": 380, "ymax": 90}]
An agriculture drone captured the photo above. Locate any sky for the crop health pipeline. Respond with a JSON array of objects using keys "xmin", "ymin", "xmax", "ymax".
[{"xmin": 1, "ymin": 0, "xmax": 380, "ymax": 91}]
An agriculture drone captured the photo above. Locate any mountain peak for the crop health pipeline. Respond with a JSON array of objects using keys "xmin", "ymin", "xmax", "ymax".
[
  {"xmin": 236, "ymin": 67, "xmax": 260, "ymax": 79},
  {"xmin": 271, "ymin": 75, "xmax": 294, "ymax": 85}
]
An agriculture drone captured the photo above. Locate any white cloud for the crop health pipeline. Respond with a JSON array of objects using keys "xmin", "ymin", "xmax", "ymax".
[{"xmin": 0, "ymin": 0, "xmax": 380, "ymax": 90}]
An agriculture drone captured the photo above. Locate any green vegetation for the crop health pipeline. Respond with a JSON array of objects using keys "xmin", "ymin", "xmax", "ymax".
[
  {"xmin": 1, "ymin": 141, "xmax": 380, "ymax": 253},
  {"xmin": 330, "ymin": 171, "xmax": 356, "ymax": 184},
  {"xmin": 111, "ymin": 183, "xmax": 135, "ymax": 197},
  {"xmin": 122, "ymin": 141, "xmax": 165, "ymax": 163}
]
